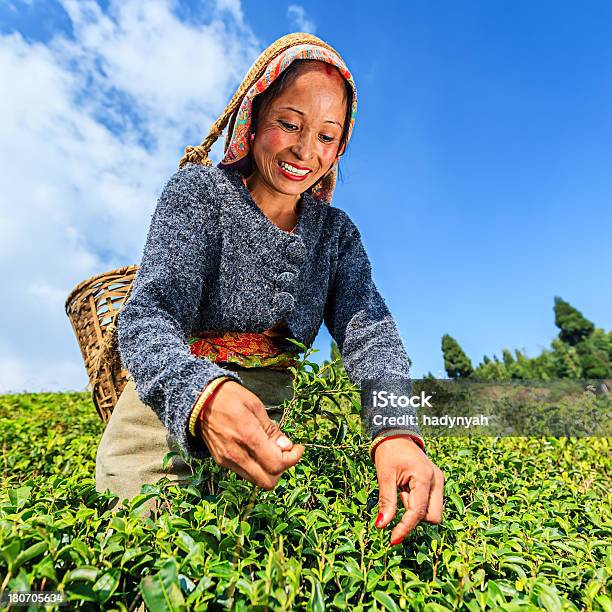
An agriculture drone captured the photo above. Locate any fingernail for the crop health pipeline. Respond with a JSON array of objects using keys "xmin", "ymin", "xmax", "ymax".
[
  {"xmin": 390, "ymin": 536, "xmax": 403, "ymax": 546},
  {"xmin": 375, "ymin": 512, "xmax": 384, "ymax": 528},
  {"xmin": 276, "ymin": 435, "xmax": 291, "ymax": 450}
]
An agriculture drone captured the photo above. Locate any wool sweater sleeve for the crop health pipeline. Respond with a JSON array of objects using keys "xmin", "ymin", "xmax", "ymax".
[
  {"xmin": 116, "ymin": 165, "xmax": 243, "ymax": 462},
  {"xmin": 323, "ymin": 211, "xmax": 425, "ymax": 452}
]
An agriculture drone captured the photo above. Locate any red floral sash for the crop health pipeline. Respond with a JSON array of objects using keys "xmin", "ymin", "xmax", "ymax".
[{"xmin": 187, "ymin": 331, "xmax": 298, "ymax": 371}]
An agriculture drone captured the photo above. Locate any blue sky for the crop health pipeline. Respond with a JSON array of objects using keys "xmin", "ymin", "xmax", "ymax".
[
  {"xmin": 245, "ymin": 0, "xmax": 612, "ymax": 374},
  {"xmin": 1, "ymin": 0, "xmax": 610, "ymax": 391}
]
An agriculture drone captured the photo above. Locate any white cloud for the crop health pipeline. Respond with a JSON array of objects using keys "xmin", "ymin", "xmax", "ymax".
[
  {"xmin": 0, "ymin": 0, "xmax": 260, "ymax": 393},
  {"xmin": 287, "ymin": 5, "xmax": 316, "ymax": 34},
  {"xmin": 0, "ymin": 352, "xmax": 88, "ymax": 394}
]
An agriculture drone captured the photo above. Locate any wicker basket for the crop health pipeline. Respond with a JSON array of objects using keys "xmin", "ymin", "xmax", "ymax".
[{"xmin": 65, "ymin": 265, "xmax": 138, "ymax": 423}]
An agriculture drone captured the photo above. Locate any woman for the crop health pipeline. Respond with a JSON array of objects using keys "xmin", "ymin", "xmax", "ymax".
[{"xmin": 96, "ymin": 32, "xmax": 444, "ymax": 546}]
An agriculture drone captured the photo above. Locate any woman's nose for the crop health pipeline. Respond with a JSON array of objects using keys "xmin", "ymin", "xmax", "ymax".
[{"xmin": 291, "ymin": 130, "xmax": 315, "ymax": 161}]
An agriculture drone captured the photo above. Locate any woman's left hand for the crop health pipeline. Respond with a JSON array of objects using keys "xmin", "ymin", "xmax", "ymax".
[{"xmin": 373, "ymin": 436, "xmax": 444, "ymax": 546}]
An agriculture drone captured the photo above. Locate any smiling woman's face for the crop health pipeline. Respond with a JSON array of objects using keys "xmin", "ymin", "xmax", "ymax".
[{"xmin": 250, "ymin": 62, "xmax": 348, "ymax": 199}]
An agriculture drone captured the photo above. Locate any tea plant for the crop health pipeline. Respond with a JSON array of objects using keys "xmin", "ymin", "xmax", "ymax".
[{"xmin": 0, "ymin": 345, "xmax": 610, "ymax": 610}]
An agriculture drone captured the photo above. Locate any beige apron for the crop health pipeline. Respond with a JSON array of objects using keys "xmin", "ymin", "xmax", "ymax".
[{"xmin": 95, "ymin": 365, "xmax": 294, "ymax": 516}]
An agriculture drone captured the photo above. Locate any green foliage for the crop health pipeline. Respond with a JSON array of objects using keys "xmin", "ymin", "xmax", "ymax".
[
  {"xmin": 554, "ymin": 296, "xmax": 595, "ymax": 346},
  {"xmin": 441, "ymin": 335, "xmax": 474, "ymax": 379},
  {"xmin": 550, "ymin": 339, "xmax": 583, "ymax": 379},
  {"xmin": 576, "ymin": 329, "xmax": 612, "ymax": 379},
  {"xmin": 330, "ymin": 339, "xmax": 343, "ymax": 365},
  {"xmin": 467, "ymin": 298, "xmax": 612, "ymax": 380},
  {"xmin": 502, "ymin": 349, "xmax": 514, "ymax": 367},
  {"xmin": 0, "ymin": 350, "xmax": 611, "ymax": 610},
  {"xmin": 473, "ymin": 361, "xmax": 511, "ymax": 381},
  {"xmin": 321, "ymin": 340, "xmax": 346, "ymax": 378}
]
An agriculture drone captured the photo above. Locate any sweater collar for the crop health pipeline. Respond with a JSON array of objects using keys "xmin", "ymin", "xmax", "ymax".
[{"xmin": 221, "ymin": 168, "xmax": 317, "ymax": 241}]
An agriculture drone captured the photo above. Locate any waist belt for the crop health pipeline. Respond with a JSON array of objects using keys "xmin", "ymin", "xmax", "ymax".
[{"xmin": 187, "ymin": 331, "xmax": 299, "ymax": 371}]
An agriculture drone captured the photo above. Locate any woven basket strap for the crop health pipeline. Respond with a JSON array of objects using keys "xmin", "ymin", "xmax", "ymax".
[{"xmin": 178, "ymin": 33, "xmax": 341, "ymax": 169}]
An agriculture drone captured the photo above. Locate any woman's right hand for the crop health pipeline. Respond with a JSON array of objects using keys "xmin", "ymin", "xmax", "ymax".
[{"xmin": 198, "ymin": 380, "xmax": 305, "ymax": 490}]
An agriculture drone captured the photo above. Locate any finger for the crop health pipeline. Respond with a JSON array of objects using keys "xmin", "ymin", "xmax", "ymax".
[
  {"xmin": 246, "ymin": 400, "xmax": 294, "ymax": 451},
  {"xmin": 240, "ymin": 421, "xmax": 304, "ymax": 475},
  {"xmin": 278, "ymin": 443, "xmax": 305, "ymax": 469},
  {"xmin": 239, "ymin": 418, "xmax": 290, "ymax": 475},
  {"xmin": 424, "ymin": 468, "xmax": 444, "ymax": 525},
  {"xmin": 231, "ymin": 444, "xmax": 304, "ymax": 489},
  {"xmin": 231, "ymin": 461, "xmax": 275, "ymax": 490},
  {"xmin": 222, "ymin": 447, "xmax": 281, "ymax": 491},
  {"xmin": 390, "ymin": 472, "xmax": 433, "ymax": 545},
  {"xmin": 375, "ymin": 464, "xmax": 399, "ymax": 529}
]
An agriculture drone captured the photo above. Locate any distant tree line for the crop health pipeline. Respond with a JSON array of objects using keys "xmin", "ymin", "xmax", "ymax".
[
  {"xmin": 324, "ymin": 297, "xmax": 611, "ymax": 381},
  {"xmin": 439, "ymin": 297, "xmax": 612, "ymax": 380}
]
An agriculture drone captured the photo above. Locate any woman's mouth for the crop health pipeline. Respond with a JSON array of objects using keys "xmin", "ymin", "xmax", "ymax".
[{"xmin": 277, "ymin": 160, "xmax": 312, "ymax": 181}]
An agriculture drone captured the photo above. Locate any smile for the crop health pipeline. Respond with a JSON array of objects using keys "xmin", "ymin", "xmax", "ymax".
[{"xmin": 277, "ymin": 160, "xmax": 312, "ymax": 178}]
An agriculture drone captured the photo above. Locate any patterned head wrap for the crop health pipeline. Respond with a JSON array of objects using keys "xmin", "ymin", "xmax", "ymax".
[{"xmin": 179, "ymin": 33, "xmax": 357, "ymax": 205}]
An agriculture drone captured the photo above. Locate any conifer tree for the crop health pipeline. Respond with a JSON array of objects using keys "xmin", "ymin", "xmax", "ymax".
[
  {"xmin": 442, "ymin": 334, "xmax": 473, "ymax": 378},
  {"xmin": 554, "ymin": 296, "xmax": 595, "ymax": 346}
]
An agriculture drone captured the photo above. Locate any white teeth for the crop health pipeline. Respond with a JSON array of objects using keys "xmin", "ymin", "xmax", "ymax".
[{"xmin": 278, "ymin": 161, "xmax": 310, "ymax": 176}]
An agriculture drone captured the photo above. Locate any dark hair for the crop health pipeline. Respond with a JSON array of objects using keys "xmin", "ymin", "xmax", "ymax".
[{"xmin": 247, "ymin": 59, "xmax": 353, "ymax": 182}]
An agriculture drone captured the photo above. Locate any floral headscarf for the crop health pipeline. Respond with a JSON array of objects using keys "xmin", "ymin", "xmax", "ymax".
[{"xmin": 217, "ymin": 40, "xmax": 357, "ymax": 205}]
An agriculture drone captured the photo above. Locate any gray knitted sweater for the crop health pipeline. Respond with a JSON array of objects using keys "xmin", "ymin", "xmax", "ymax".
[{"xmin": 117, "ymin": 162, "xmax": 421, "ymax": 461}]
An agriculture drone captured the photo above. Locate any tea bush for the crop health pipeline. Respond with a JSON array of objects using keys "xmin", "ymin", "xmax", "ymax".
[{"xmin": 0, "ymin": 348, "xmax": 610, "ymax": 610}]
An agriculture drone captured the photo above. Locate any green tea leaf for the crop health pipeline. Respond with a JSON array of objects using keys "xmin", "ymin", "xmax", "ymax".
[
  {"xmin": 93, "ymin": 570, "xmax": 120, "ymax": 604},
  {"xmin": 373, "ymin": 591, "xmax": 401, "ymax": 612},
  {"xmin": 308, "ymin": 578, "xmax": 325, "ymax": 612},
  {"xmin": 140, "ymin": 558, "xmax": 186, "ymax": 612},
  {"xmin": 14, "ymin": 541, "xmax": 48, "ymax": 570},
  {"xmin": 65, "ymin": 566, "xmax": 100, "ymax": 583}
]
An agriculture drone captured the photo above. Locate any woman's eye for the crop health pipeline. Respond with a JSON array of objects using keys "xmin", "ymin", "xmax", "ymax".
[
  {"xmin": 278, "ymin": 119, "xmax": 336, "ymax": 143},
  {"xmin": 279, "ymin": 120, "xmax": 297, "ymax": 130}
]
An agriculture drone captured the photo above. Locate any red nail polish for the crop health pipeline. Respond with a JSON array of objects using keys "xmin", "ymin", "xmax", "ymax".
[
  {"xmin": 375, "ymin": 512, "xmax": 384, "ymax": 528},
  {"xmin": 390, "ymin": 537, "xmax": 403, "ymax": 546}
]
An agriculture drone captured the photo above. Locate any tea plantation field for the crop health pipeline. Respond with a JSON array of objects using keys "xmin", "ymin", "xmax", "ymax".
[{"xmin": 0, "ymin": 361, "xmax": 610, "ymax": 610}]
